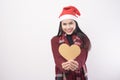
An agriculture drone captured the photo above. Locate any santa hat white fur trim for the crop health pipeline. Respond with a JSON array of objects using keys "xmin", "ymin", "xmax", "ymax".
[{"xmin": 59, "ymin": 14, "xmax": 78, "ymax": 22}]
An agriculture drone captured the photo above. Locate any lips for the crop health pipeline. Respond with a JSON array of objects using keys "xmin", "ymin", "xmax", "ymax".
[{"xmin": 66, "ymin": 28, "xmax": 73, "ymax": 33}]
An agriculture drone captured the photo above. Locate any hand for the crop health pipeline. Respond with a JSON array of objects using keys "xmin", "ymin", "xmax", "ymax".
[
  {"xmin": 68, "ymin": 60, "xmax": 79, "ymax": 71},
  {"xmin": 62, "ymin": 60, "xmax": 79, "ymax": 71},
  {"xmin": 62, "ymin": 61, "xmax": 70, "ymax": 70}
]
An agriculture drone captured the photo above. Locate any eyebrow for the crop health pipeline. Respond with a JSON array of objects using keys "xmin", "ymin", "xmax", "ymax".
[{"xmin": 62, "ymin": 21, "xmax": 73, "ymax": 24}]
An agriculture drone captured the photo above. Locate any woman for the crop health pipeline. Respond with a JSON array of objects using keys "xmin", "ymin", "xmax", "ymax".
[{"xmin": 51, "ymin": 6, "xmax": 91, "ymax": 80}]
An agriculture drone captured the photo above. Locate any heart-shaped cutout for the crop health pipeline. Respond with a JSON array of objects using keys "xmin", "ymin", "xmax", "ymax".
[{"xmin": 58, "ymin": 43, "xmax": 81, "ymax": 60}]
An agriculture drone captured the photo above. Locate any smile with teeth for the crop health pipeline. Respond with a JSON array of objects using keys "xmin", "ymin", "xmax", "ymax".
[{"xmin": 66, "ymin": 28, "xmax": 73, "ymax": 33}]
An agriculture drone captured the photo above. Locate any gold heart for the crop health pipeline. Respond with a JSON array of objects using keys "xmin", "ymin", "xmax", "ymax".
[{"xmin": 58, "ymin": 43, "xmax": 81, "ymax": 60}]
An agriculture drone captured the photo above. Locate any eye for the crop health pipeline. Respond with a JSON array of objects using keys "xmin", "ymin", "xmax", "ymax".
[
  {"xmin": 62, "ymin": 23, "xmax": 67, "ymax": 25},
  {"xmin": 69, "ymin": 22, "xmax": 73, "ymax": 25}
]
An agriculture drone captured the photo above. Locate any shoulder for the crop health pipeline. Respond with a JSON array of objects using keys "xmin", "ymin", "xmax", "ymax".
[
  {"xmin": 51, "ymin": 36, "xmax": 59, "ymax": 43},
  {"xmin": 84, "ymin": 36, "xmax": 91, "ymax": 51}
]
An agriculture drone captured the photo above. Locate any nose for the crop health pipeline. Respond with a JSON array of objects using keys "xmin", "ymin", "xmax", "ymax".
[{"xmin": 66, "ymin": 24, "xmax": 71, "ymax": 28}]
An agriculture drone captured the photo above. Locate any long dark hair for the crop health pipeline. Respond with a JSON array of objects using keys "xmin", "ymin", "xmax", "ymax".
[{"xmin": 57, "ymin": 20, "xmax": 91, "ymax": 50}]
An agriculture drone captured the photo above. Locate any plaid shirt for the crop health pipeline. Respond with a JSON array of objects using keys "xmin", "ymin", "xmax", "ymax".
[
  {"xmin": 51, "ymin": 34, "xmax": 90, "ymax": 80},
  {"xmin": 55, "ymin": 64, "xmax": 88, "ymax": 80}
]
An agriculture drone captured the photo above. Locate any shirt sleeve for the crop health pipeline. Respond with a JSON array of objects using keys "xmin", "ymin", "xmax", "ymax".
[
  {"xmin": 51, "ymin": 36, "xmax": 66, "ymax": 72},
  {"xmin": 74, "ymin": 37, "xmax": 91, "ymax": 69}
]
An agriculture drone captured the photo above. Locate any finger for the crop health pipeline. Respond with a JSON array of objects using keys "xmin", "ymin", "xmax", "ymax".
[
  {"xmin": 69, "ymin": 62, "xmax": 78, "ymax": 71},
  {"xmin": 70, "ymin": 60, "xmax": 79, "ymax": 66},
  {"xmin": 64, "ymin": 66, "xmax": 70, "ymax": 70},
  {"xmin": 69, "ymin": 64, "xmax": 76, "ymax": 71},
  {"xmin": 62, "ymin": 62, "xmax": 70, "ymax": 70},
  {"xmin": 63, "ymin": 64, "xmax": 69, "ymax": 69},
  {"xmin": 69, "ymin": 65, "xmax": 76, "ymax": 71},
  {"xmin": 62, "ymin": 62, "xmax": 69, "ymax": 67},
  {"xmin": 70, "ymin": 61, "xmax": 78, "ymax": 68}
]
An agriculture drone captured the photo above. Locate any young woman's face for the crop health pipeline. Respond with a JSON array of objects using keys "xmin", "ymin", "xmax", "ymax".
[{"xmin": 61, "ymin": 19, "xmax": 76, "ymax": 35}]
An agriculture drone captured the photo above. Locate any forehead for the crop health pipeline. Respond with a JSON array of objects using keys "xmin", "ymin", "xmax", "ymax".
[{"xmin": 61, "ymin": 19, "xmax": 75, "ymax": 23}]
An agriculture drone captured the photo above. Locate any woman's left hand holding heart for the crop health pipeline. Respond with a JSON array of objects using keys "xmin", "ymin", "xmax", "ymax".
[{"xmin": 68, "ymin": 60, "xmax": 79, "ymax": 71}]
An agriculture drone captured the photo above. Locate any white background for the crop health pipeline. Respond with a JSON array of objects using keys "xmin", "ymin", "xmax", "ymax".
[{"xmin": 0, "ymin": 0, "xmax": 120, "ymax": 80}]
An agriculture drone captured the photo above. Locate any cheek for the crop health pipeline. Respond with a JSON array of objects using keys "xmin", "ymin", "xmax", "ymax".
[
  {"xmin": 73, "ymin": 26, "xmax": 76, "ymax": 30},
  {"xmin": 70, "ymin": 24, "xmax": 76, "ymax": 31},
  {"xmin": 61, "ymin": 26, "xmax": 66, "ymax": 31}
]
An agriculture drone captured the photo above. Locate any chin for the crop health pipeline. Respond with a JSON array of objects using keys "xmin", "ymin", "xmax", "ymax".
[{"xmin": 66, "ymin": 32, "xmax": 73, "ymax": 35}]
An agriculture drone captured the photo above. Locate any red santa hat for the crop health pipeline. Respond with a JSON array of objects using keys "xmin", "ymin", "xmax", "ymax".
[{"xmin": 59, "ymin": 6, "xmax": 81, "ymax": 21}]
